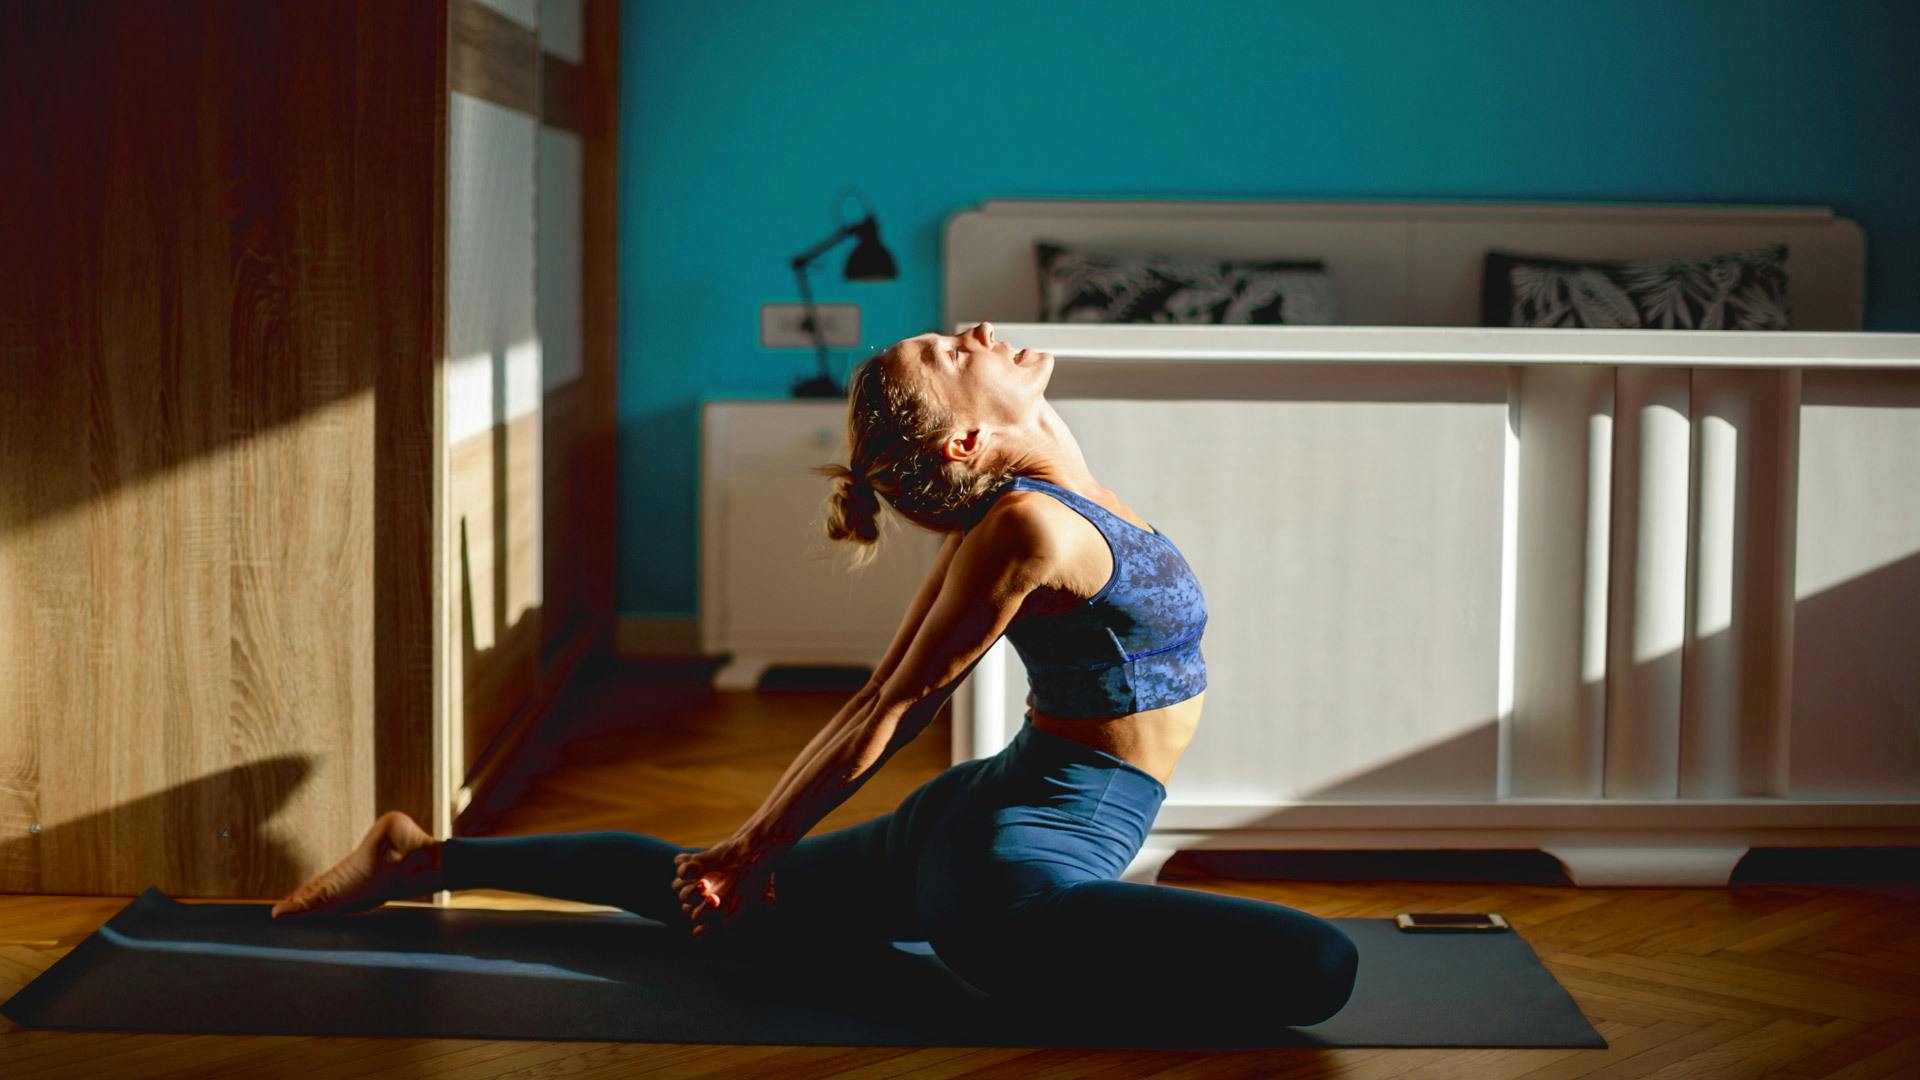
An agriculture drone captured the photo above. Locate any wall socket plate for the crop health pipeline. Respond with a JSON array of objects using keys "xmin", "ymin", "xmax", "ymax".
[{"xmin": 761, "ymin": 303, "xmax": 861, "ymax": 348}]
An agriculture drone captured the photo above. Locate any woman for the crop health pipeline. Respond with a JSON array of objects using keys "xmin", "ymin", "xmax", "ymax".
[{"xmin": 271, "ymin": 322, "xmax": 1359, "ymax": 1029}]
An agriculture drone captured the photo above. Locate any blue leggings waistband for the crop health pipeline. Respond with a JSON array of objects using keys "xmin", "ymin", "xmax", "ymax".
[
  {"xmin": 1009, "ymin": 713, "xmax": 1170, "ymax": 801},
  {"xmin": 976, "ymin": 715, "xmax": 1168, "ymax": 864}
]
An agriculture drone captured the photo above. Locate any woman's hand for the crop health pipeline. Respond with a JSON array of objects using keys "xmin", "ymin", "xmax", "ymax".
[{"xmin": 671, "ymin": 836, "xmax": 781, "ymax": 939}]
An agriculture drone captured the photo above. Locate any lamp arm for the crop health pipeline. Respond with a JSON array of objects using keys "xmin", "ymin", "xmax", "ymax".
[{"xmin": 788, "ymin": 220, "xmax": 861, "ymax": 269}]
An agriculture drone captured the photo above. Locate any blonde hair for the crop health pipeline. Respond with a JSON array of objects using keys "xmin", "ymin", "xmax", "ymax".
[{"xmin": 813, "ymin": 346, "xmax": 1013, "ymax": 569}]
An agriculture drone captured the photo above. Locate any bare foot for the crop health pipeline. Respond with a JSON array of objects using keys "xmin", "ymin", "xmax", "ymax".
[{"xmin": 271, "ymin": 810, "xmax": 443, "ymax": 919}]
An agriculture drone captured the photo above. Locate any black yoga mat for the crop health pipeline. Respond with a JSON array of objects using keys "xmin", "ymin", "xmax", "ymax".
[{"xmin": 3, "ymin": 888, "xmax": 1604, "ymax": 1051}]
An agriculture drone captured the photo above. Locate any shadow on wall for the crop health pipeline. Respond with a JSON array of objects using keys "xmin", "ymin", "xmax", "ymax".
[
  {"xmin": 1227, "ymin": 550, "xmax": 1920, "ymax": 803},
  {"xmin": 0, "ymin": 756, "xmax": 317, "ymax": 902},
  {"xmin": 1784, "ymin": 547, "xmax": 1920, "ymax": 796},
  {"xmin": 1163, "ymin": 546, "xmax": 1920, "ymax": 887},
  {"xmin": 458, "ymin": 512, "xmax": 544, "ymax": 779},
  {"xmin": 0, "ymin": 0, "xmax": 437, "ymax": 540}
]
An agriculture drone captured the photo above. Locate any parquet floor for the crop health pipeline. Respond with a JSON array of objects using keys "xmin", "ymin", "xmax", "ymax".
[{"xmin": 2, "ymin": 657, "xmax": 1916, "ymax": 1079}]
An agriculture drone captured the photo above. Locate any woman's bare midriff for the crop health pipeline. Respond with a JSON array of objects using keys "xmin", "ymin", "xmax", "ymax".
[{"xmin": 1029, "ymin": 691, "xmax": 1203, "ymax": 789}]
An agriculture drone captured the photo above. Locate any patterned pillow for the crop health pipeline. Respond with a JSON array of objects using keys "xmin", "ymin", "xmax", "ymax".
[
  {"xmin": 1036, "ymin": 241, "xmax": 1338, "ymax": 324},
  {"xmin": 1481, "ymin": 244, "xmax": 1791, "ymax": 330}
]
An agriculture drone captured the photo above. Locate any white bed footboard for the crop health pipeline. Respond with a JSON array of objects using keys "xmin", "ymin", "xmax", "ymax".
[{"xmin": 947, "ymin": 324, "xmax": 1920, "ymax": 887}]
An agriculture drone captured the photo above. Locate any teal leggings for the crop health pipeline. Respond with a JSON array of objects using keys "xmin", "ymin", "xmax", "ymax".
[{"xmin": 441, "ymin": 716, "xmax": 1358, "ymax": 1027}]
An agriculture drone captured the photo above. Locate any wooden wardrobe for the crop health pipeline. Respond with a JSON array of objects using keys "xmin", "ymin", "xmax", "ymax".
[{"xmin": 0, "ymin": 0, "xmax": 618, "ymax": 898}]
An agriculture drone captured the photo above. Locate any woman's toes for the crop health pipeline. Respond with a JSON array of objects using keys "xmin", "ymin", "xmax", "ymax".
[
  {"xmin": 271, "ymin": 884, "xmax": 322, "ymax": 919},
  {"xmin": 269, "ymin": 812, "xmax": 444, "ymax": 922}
]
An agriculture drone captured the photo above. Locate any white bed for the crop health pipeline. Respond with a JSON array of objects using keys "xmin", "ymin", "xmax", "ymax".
[{"xmin": 941, "ymin": 197, "xmax": 1920, "ymax": 887}]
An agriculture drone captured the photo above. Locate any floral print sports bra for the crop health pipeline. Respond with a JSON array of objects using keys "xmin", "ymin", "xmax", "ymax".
[{"xmin": 991, "ymin": 476, "xmax": 1208, "ymax": 719}]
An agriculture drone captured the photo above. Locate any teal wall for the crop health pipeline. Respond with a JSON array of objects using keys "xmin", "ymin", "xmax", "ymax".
[{"xmin": 616, "ymin": 0, "xmax": 1920, "ymax": 621}]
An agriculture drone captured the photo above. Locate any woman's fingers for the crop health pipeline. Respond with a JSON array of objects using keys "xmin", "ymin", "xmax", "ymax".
[
  {"xmin": 674, "ymin": 852, "xmax": 724, "ymax": 937},
  {"xmin": 670, "ymin": 857, "xmax": 765, "ymax": 939},
  {"xmin": 673, "ymin": 876, "xmax": 722, "ymax": 922},
  {"xmin": 685, "ymin": 881, "xmax": 735, "ymax": 937}
]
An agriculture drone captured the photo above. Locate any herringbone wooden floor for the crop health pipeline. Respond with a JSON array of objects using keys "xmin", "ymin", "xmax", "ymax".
[{"xmin": 3, "ymin": 658, "xmax": 1917, "ymax": 1079}]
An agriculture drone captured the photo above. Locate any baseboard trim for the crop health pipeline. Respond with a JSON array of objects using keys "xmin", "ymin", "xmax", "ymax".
[{"xmin": 616, "ymin": 615, "xmax": 701, "ymax": 656}]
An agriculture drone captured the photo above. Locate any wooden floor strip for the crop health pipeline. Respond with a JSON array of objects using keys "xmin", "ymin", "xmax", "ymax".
[
  {"xmin": 1817, "ymin": 1030, "xmax": 1920, "ymax": 1080},
  {"xmin": 1640, "ymin": 1017, "xmax": 1850, "ymax": 1079},
  {"xmin": 1510, "ymin": 1020, "xmax": 1693, "ymax": 1080}
]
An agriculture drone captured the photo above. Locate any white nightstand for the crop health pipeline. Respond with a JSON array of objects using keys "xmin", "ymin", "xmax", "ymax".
[{"xmin": 700, "ymin": 401, "xmax": 943, "ymax": 690}]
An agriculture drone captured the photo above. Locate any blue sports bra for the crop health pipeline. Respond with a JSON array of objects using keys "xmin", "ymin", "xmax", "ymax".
[{"xmin": 990, "ymin": 476, "xmax": 1208, "ymax": 719}]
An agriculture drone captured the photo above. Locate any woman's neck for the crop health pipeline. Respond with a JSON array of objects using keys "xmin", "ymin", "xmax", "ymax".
[{"xmin": 1001, "ymin": 402, "xmax": 1101, "ymax": 494}]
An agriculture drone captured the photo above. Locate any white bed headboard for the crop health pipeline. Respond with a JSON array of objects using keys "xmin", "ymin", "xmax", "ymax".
[{"xmin": 943, "ymin": 198, "xmax": 1865, "ymax": 332}]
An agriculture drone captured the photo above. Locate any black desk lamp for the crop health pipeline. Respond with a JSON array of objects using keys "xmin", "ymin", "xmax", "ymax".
[{"xmin": 789, "ymin": 188, "xmax": 897, "ymax": 398}]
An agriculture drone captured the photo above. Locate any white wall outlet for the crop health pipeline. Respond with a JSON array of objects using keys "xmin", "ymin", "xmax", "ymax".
[{"xmin": 761, "ymin": 303, "xmax": 861, "ymax": 349}]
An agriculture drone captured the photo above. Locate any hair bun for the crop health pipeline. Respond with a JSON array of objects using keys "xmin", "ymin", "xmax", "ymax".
[
  {"xmin": 817, "ymin": 462, "xmax": 881, "ymax": 547},
  {"xmin": 839, "ymin": 469, "xmax": 880, "ymax": 516}
]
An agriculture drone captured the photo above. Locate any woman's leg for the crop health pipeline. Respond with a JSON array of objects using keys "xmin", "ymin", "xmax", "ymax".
[
  {"xmin": 437, "ymin": 756, "xmax": 988, "ymax": 948},
  {"xmin": 989, "ymin": 879, "xmax": 1360, "ymax": 1029},
  {"xmin": 915, "ymin": 721, "xmax": 1360, "ymax": 1029},
  {"xmin": 439, "ymin": 830, "xmax": 697, "ymax": 924},
  {"xmin": 438, "ymin": 808, "xmax": 929, "ymax": 946}
]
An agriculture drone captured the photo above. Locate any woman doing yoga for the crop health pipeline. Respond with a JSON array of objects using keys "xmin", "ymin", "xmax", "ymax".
[{"xmin": 271, "ymin": 321, "xmax": 1359, "ymax": 1027}]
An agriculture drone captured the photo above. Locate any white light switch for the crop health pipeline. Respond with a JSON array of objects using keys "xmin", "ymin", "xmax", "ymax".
[{"xmin": 761, "ymin": 303, "xmax": 861, "ymax": 348}]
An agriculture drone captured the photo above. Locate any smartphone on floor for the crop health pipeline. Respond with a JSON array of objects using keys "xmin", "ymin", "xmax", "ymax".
[{"xmin": 1394, "ymin": 912, "xmax": 1511, "ymax": 932}]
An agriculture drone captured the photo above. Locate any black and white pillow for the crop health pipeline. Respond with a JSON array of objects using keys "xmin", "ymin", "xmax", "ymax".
[
  {"xmin": 1482, "ymin": 244, "xmax": 1791, "ymax": 330},
  {"xmin": 1036, "ymin": 242, "xmax": 1337, "ymax": 324}
]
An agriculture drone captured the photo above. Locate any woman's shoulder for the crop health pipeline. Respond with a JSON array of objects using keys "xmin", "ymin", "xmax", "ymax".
[
  {"xmin": 960, "ymin": 487, "xmax": 1084, "ymax": 567},
  {"xmin": 964, "ymin": 487, "xmax": 1050, "ymax": 540}
]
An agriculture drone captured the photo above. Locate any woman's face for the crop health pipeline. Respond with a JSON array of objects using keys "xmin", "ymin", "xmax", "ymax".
[{"xmin": 891, "ymin": 321, "xmax": 1053, "ymax": 440}]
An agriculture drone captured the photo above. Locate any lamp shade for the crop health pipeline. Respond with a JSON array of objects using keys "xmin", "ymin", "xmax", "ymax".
[{"xmin": 843, "ymin": 216, "xmax": 897, "ymax": 281}]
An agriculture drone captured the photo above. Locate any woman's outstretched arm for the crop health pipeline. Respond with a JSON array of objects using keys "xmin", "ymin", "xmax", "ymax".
[
  {"xmin": 732, "ymin": 506, "xmax": 1052, "ymax": 850},
  {"xmin": 744, "ymin": 531, "xmax": 962, "ymax": 829},
  {"xmin": 747, "ymin": 683, "xmax": 879, "ymax": 832}
]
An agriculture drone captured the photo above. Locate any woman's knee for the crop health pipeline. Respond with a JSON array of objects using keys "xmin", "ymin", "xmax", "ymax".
[
  {"xmin": 1041, "ymin": 881, "xmax": 1360, "ymax": 1026},
  {"xmin": 1284, "ymin": 922, "xmax": 1359, "ymax": 1025},
  {"xmin": 1205, "ymin": 904, "xmax": 1358, "ymax": 1025}
]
